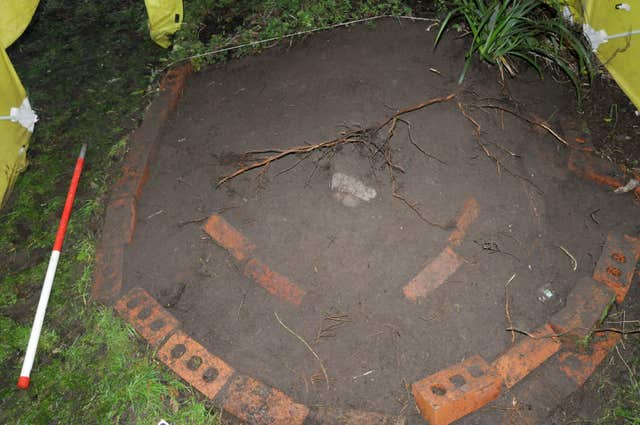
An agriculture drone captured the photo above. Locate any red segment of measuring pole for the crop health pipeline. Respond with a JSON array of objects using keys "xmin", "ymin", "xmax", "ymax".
[
  {"xmin": 17, "ymin": 144, "xmax": 87, "ymax": 390},
  {"xmin": 53, "ymin": 146, "xmax": 86, "ymax": 251}
]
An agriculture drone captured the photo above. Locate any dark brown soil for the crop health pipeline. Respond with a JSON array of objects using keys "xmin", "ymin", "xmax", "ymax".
[{"xmin": 123, "ymin": 20, "xmax": 639, "ymax": 423}]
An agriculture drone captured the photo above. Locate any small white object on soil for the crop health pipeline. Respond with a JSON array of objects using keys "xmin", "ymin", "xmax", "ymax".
[
  {"xmin": 331, "ymin": 172, "xmax": 377, "ymax": 207},
  {"xmin": 614, "ymin": 178, "xmax": 639, "ymax": 194}
]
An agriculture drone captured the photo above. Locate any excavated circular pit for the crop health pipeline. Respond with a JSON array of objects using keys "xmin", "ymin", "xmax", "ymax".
[{"xmin": 106, "ymin": 19, "xmax": 639, "ymax": 424}]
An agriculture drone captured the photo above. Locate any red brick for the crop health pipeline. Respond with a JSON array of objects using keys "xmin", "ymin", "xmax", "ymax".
[
  {"xmin": 111, "ymin": 165, "xmax": 149, "ymax": 201},
  {"xmin": 102, "ymin": 196, "xmax": 137, "ymax": 248},
  {"xmin": 204, "ymin": 214, "xmax": 256, "ymax": 262},
  {"xmin": 222, "ymin": 375, "xmax": 309, "ymax": 425},
  {"xmin": 493, "ymin": 324, "xmax": 561, "ymax": 388},
  {"xmin": 161, "ymin": 63, "xmax": 192, "ymax": 99},
  {"xmin": 549, "ymin": 277, "xmax": 615, "ymax": 338},
  {"xmin": 448, "ymin": 197, "xmax": 479, "ymax": 247},
  {"xmin": 91, "ymin": 244, "xmax": 124, "ymax": 304},
  {"xmin": 114, "ymin": 287, "xmax": 179, "ymax": 346},
  {"xmin": 412, "ymin": 355, "xmax": 502, "ymax": 425},
  {"xmin": 305, "ymin": 407, "xmax": 406, "ymax": 424},
  {"xmin": 567, "ymin": 150, "xmax": 627, "ymax": 190},
  {"xmin": 403, "ymin": 246, "xmax": 463, "ymax": 301},
  {"xmin": 244, "ymin": 258, "xmax": 305, "ymax": 305},
  {"xmin": 593, "ymin": 233, "xmax": 640, "ymax": 303},
  {"xmin": 558, "ymin": 332, "xmax": 620, "ymax": 386},
  {"xmin": 158, "ymin": 330, "xmax": 234, "ymax": 400}
]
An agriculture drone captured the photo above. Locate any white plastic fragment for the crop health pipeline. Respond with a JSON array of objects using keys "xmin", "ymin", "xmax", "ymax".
[
  {"xmin": 615, "ymin": 3, "xmax": 631, "ymax": 11},
  {"xmin": 562, "ymin": 5, "xmax": 575, "ymax": 24},
  {"xmin": 583, "ymin": 23, "xmax": 609, "ymax": 51},
  {"xmin": 614, "ymin": 178, "xmax": 640, "ymax": 194},
  {"xmin": 4, "ymin": 98, "xmax": 38, "ymax": 132},
  {"xmin": 538, "ymin": 288, "xmax": 554, "ymax": 302}
]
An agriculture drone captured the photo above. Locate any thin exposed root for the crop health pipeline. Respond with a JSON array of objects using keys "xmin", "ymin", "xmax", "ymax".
[
  {"xmin": 505, "ymin": 273, "xmax": 517, "ymax": 345},
  {"xmin": 471, "ymin": 103, "xmax": 570, "ymax": 147},
  {"xmin": 218, "ymin": 94, "xmax": 457, "ymax": 230},
  {"xmin": 275, "ymin": 312, "xmax": 330, "ymax": 390}
]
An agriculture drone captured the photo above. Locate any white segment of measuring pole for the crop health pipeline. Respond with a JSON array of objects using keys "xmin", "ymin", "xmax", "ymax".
[{"xmin": 18, "ymin": 250, "xmax": 60, "ymax": 382}]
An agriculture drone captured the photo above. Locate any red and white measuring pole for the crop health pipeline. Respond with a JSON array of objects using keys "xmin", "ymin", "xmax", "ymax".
[{"xmin": 17, "ymin": 144, "xmax": 87, "ymax": 390}]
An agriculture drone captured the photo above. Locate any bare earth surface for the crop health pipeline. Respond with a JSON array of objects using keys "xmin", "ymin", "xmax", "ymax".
[{"xmin": 122, "ymin": 20, "xmax": 638, "ymax": 423}]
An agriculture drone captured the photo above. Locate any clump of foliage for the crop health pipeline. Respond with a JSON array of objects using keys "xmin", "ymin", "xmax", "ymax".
[
  {"xmin": 435, "ymin": 0, "xmax": 592, "ymax": 100},
  {"xmin": 169, "ymin": 0, "xmax": 411, "ymax": 68}
]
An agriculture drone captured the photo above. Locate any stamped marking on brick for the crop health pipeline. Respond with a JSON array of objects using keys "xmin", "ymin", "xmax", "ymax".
[
  {"xmin": 412, "ymin": 355, "xmax": 502, "ymax": 425},
  {"xmin": 593, "ymin": 233, "xmax": 640, "ymax": 303},
  {"xmin": 493, "ymin": 324, "xmax": 561, "ymax": 388},
  {"xmin": 158, "ymin": 330, "xmax": 234, "ymax": 400},
  {"xmin": 222, "ymin": 375, "xmax": 309, "ymax": 425},
  {"xmin": 403, "ymin": 246, "xmax": 463, "ymax": 301},
  {"xmin": 114, "ymin": 287, "xmax": 179, "ymax": 346}
]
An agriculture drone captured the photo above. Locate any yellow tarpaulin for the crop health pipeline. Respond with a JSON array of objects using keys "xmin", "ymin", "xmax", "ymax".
[
  {"xmin": 144, "ymin": 0, "xmax": 183, "ymax": 48},
  {"xmin": 0, "ymin": 44, "xmax": 33, "ymax": 207},
  {"xmin": 565, "ymin": 0, "xmax": 640, "ymax": 109},
  {"xmin": 0, "ymin": 0, "xmax": 39, "ymax": 48}
]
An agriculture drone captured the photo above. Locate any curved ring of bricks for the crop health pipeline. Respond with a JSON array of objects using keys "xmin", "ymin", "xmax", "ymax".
[{"xmin": 91, "ymin": 64, "xmax": 640, "ymax": 425}]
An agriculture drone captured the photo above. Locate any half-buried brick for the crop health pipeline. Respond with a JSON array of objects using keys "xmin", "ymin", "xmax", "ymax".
[
  {"xmin": 114, "ymin": 287, "xmax": 179, "ymax": 346},
  {"xmin": 448, "ymin": 197, "xmax": 479, "ymax": 247},
  {"xmin": 412, "ymin": 355, "xmax": 502, "ymax": 425},
  {"xmin": 222, "ymin": 375, "xmax": 309, "ymax": 425},
  {"xmin": 567, "ymin": 150, "xmax": 627, "ymax": 190},
  {"xmin": 593, "ymin": 233, "xmax": 640, "ymax": 303},
  {"xmin": 549, "ymin": 277, "xmax": 615, "ymax": 339},
  {"xmin": 305, "ymin": 407, "xmax": 406, "ymax": 424},
  {"xmin": 204, "ymin": 214, "xmax": 256, "ymax": 262},
  {"xmin": 244, "ymin": 258, "xmax": 305, "ymax": 305},
  {"xmin": 158, "ymin": 330, "xmax": 234, "ymax": 400},
  {"xmin": 91, "ymin": 244, "xmax": 124, "ymax": 304},
  {"xmin": 493, "ymin": 324, "xmax": 561, "ymax": 388},
  {"xmin": 403, "ymin": 246, "xmax": 463, "ymax": 301},
  {"xmin": 102, "ymin": 196, "xmax": 137, "ymax": 248},
  {"xmin": 558, "ymin": 331, "xmax": 620, "ymax": 386}
]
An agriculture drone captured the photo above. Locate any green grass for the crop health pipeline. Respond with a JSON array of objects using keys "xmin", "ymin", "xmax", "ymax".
[
  {"xmin": 169, "ymin": 0, "xmax": 411, "ymax": 68},
  {"xmin": 0, "ymin": 1, "xmax": 413, "ymax": 423},
  {"xmin": 435, "ymin": 0, "xmax": 592, "ymax": 103},
  {"xmin": 0, "ymin": 0, "xmax": 216, "ymax": 423},
  {"xmin": 1, "ymin": 0, "xmax": 638, "ymax": 423}
]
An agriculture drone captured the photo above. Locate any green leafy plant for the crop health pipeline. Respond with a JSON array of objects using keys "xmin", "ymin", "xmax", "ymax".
[{"xmin": 435, "ymin": 0, "xmax": 592, "ymax": 101}]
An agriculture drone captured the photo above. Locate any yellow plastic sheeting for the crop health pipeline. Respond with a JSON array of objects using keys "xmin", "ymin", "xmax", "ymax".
[
  {"xmin": 0, "ymin": 45, "xmax": 31, "ymax": 207},
  {"xmin": 144, "ymin": 0, "xmax": 183, "ymax": 48},
  {"xmin": 567, "ymin": 0, "xmax": 640, "ymax": 109},
  {"xmin": 0, "ymin": 0, "xmax": 39, "ymax": 48}
]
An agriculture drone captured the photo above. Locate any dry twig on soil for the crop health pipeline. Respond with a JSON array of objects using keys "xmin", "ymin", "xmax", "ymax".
[
  {"xmin": 557, "ymin": 245, "xmax": 578, "ymax": 271},
  {"xmin": 506, "ymin": 327, "xmax": 567, "ymax": 339},
  {"xmin": 275, "ymin": 312, "xmax": 330, "ymax": 390},
  {"xmin": 505, "ymin": 273, "xmax": 517, "ymax": 345}
]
